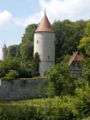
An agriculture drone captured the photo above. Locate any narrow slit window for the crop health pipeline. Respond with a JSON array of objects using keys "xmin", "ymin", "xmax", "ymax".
[
  {"xmin": 37, "ymin": 40, "xmax": 39, "ymax": 44},
  {"xmin": 48, "ymin": 56, "xmax": 50, "ymax": 59}
]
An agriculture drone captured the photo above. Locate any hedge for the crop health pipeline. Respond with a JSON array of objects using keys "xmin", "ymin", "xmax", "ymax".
[{"xmin": 0, "ymin": 95, "xmax": 89, "ymax": 120}]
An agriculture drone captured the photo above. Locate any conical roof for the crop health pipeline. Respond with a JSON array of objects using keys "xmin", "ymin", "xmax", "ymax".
[
  {"xmin": 36, "ymin": 12, "xmax": 54, "ymax": 32},
  {"xmin": 3, "ymin": 44, "xmax": 7, "ymax": 48}
]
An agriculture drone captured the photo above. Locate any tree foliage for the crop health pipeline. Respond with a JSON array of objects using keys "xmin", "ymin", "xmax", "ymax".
[
  {"xmin": 7, "ymin": 45, "xmax": 20, "ymax": 58},
  {"xmin": 78, "ymin": 22, "xmax": 90, "ymax": 56},
  {"xmin": 20, "ymin": 24, "xmax": 37, "ymax": 61},
  {"xmin": 53, "ymin": 20, "xmax": 86, "ymax": 62},
  {"xmin": 46, "ymin": 56, "xmax": 77, "ymax": 96},
  {"xmin": 0, "ymin": 57, "xmax": 39, "ymax": 80}
]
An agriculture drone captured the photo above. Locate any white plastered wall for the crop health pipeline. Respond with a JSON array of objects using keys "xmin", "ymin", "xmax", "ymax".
[{"xmin": 34, "ymin": 32, "xmax": 55, "ymax": 77}]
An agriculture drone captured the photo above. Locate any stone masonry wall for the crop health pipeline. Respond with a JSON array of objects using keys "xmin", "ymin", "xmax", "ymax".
[{"xmin": 0, "ymin": 79, "xmax": 48, "ymax": 100}]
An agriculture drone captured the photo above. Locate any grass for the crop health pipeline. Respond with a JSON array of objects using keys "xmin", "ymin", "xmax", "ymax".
[
  {"xmin": 0, "ymin": 96, "xmax": 88, "ymax": 120},
  {"xmin": 0, "ymin": 96, "xmax": 75, "ymax": 107}
]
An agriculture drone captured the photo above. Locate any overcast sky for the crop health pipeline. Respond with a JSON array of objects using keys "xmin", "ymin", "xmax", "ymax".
[{"xmin": 0, "ymin": 0, "xmax": 90, "ymax": 59}]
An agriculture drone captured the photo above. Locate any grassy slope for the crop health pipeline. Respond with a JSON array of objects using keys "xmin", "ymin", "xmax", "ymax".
[
  {"xmin": 0, "ymin": 96, "xmax": 75, "ymax": 107},
  {"xmin": 0, "ymin": 97, "xmax": 89, "ymax": 120}
]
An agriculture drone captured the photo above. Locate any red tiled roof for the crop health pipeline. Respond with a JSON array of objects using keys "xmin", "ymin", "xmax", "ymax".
[
  {"xmin": 68, "ymin": 52, "xmax": 83, "ymax": 65},
  {"xmin": 36, "ymin": 12, "xmax": 54, "ymax": 32}
]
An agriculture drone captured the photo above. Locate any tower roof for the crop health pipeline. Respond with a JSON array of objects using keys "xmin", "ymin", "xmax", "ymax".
[
  {"xmin": 36, "ymin": 12, "xmax": 54, "ymax": 32},
  {"xmin": 3, "ymin": 44, "xmax": 7, "ymax": 48}
]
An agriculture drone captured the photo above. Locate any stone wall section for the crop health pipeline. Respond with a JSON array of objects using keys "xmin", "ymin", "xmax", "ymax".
[{"xmin": 0, "ymin": 79, "xmax": 48, "ymax": 100}]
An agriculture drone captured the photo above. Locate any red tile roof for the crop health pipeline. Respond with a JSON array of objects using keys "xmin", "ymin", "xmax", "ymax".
[
  {"xmin": 36, "ymin": 12, "xmax": 54, "ymax": 32},
  {"xmin": 69, "ymin": 52, "xmax": 83, "ymax": 65}
]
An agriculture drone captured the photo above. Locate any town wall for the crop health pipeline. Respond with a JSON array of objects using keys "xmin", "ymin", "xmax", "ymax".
[{"xmin": 0, "ymin": 79, "xmax": 48, "ymax": 100}]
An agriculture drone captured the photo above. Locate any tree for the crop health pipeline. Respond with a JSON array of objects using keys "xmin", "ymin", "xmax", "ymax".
[
  {"xmin": 53, "ymin": 20, "xmax": 86, "ymax": 62},
  {"xmin": 78, "ymin": 22, "xmax": 90, "ymax": 84},
  {"xmin": 0, "ymin": 58, "xmax": 21, "ymax": 78},
  {"xmin": 75, "ymin": 83, "xmax": 90, "ymax": 118},
  {"xmin": 33, "ymin": 53, "xmax": 40, "ymax": 76},
  {"xmin": 20, "ymin": 24, "xmax": 37, "ymax": 61},
  {"xmin": 7, "ymin": 45, "xmax": 20, "ymax": 58},
  {"xmin": 78, "ymin": 22, "xmax": 90, "ymax": 57},
  {"xmin": 46, "ymin": 56, "xmax": 77, "ymax": 96}
]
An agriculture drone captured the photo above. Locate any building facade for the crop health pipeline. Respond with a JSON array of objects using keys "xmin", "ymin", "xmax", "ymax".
[
  {"xmin": 69, "ymin": 52, "xmax": 82, "ymax": 77},
  {"xmin": 2, "ymin": 44, "xmax": 7, "ymax": 60}
]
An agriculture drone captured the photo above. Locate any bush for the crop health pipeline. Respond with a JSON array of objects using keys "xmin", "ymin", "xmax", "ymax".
[
  {"xmin": 82, "ymin": 117, "xmax": 90, "ymax": 120},
  {"xmin": 0, "ymin": 91, "xmax": 89, "ymax": 120},
  {"xmin": 0, "ymin": 57, "xmax": 39, "ymax": 79},
  {"xmin": 0, "ymin": 102, "xmax": 78, "ymax": 120},
  {"xmin": 46, "ymin": 56, "xmax": 77, "ymax": 96},
  {"xmin": 2, "ymin": 70, "xmax": 19, "ymax": 80},
  {"xmin": 75, "ymin": 84, "xmax": 90, "ymax": 118}
]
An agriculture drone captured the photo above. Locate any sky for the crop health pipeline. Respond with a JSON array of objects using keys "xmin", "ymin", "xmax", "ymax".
[{"xmin": 0, "ymin": 0, "xmax": 90, "ymax": 59}]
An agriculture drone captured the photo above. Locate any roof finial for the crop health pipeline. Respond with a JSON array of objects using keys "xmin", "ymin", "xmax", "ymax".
[
  {"xmin": 3, "ymin": 40, "xmax": 6, "ymax": 46},
  {"xmin": 3, "ymin": 40, "xmax": 7, "ymax": 48},
  {"xmin": 44, "ymin": 8, "xmax": 46, "ymax": 15},
  {"xmin": 4, "ymin": 40, "xmax": 5, "ymax": 44}
]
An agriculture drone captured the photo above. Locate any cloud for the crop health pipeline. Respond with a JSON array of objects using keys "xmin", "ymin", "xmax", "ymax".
[
  {"xmin": 0, "ymin": 10, "xmax": 12, "ymax": 26},
  {"xmin": 14, "ymin": 11, "xmax": 43, "ymax": 27},
  {"xmin": 0, "ymin": 0, "xmax": 90, "ymax": 28},
  {"xmin": 24, "ymin": 12, "xmax": 42, "ymax": 27},
  {"xmin": 14, "ymin": 14, "xmax": 39, "ymax": 27},
  {"xmin": 39, "ymin": 0, "xmax": 90, "ymax": 21},
  {"xmin": 14, "ymin": 0, "xmax": 90, "ymax": 27},
  {"xmin": 0, "ymin": 10, "xmax": 12, "ymax": 59}
]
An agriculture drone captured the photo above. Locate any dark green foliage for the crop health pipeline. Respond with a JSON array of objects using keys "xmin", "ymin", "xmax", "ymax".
[
  {"xmin": 0, "ymin": 57, "xmax": 40, "ymax": 79},
  {"xmin": 82, "ymin": 117, "xmax": 90, "ymax": 120},
  {"xmin": 46, "ymin": 56, "xmax": 77, "ymax": 96},
  {"xmin": 82, "ymin": 58, "xmax": 90, "ymax": 84},
  {"xmin": 20, "ymin": 24, "xmax": 37, "ymax": 61},
  {"xmin": 0, "ymin": 58, "xmax": 21, "ymax": 78},
  {"xmin": 2, "ymin": 70, "xmax": 19, "ymax": 80},
  {"xmin": 7, "ymin": 45, "xmax": 20, "ymax": 58},
  {"xmin": 75, "ymin": 84, "xmax": 90, "ymax": 118},
  {"xmin": 78, "ymin": 22, "xmax": 90, "ymax": 57},
  {"xmin": 78, "ymin": 22, "xmax": 90, "ymax": 84},
  {"xmin": 53, "ymin": 20, "xmax": 86, "ymax": 62},
  {"xmin": 19, "ymin": 60, "xmax": 39, "ymax": 78},
  {"xmin": 33, "ymin": 52, "xmax": 40, "ymax": 75}
]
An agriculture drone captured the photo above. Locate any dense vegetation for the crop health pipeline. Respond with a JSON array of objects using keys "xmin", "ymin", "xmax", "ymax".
[
  {"xmin": 0, "ymin": 20, "xmax": 87, "ymax": 79},
  {"xmin": 0, "ymin": 20, "xmax": 90, "ymax": 119}
]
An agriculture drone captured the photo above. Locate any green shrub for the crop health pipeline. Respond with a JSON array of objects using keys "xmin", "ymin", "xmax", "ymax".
[
  {"xmin": 46, "ymin": 56, "xmax": 77, "ymax": 96},
  {"xmin": 82, "ymin": 117, "xmax": 90, "ymax": 120},
  {"xmin": 75, "ymin": 84, "xmax": 90, "ymax": 118},
  {"xmin": 0, "ymin": 104, "xmax": 78, "ymax": 120},
  {"xmin": 2, "ymin": 70, "xmax": 19, "ymax": 80}
]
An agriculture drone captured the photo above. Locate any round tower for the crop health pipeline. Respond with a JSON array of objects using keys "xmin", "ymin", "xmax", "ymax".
[
  {"xmin": 2, "ymin": 44, "xmax": 7, "ymax": 60},
  {"xmin": 34, "ymin": 12, "xmax": 55, "ymax": 77}
]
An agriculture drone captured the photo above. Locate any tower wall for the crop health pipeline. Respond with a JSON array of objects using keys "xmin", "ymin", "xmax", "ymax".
[
  {"xmin": 34, "ymin": 32, "xmax": 55, "ymax": 76},
  {"xmin": 2, "ymin": 45, "xmax": 7, "ymax": 60}
]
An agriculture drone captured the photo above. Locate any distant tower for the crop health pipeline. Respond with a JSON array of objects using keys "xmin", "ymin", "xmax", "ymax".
[
  {"xmin": 34, "ymin": 12, "xmax": 55, "ymax": 77},
  {"xmin": 2, "ymin": 44, "xmax": 7, "ymax": 60}
]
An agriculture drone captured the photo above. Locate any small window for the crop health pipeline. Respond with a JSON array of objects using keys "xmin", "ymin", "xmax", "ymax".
[
  {"xmin": 48, "ymin": 56, "xmax": 50, "ymax": 59},
  {"xmin": 37, "ymin": 40, "xmax": 39, "ymax": 44}
]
